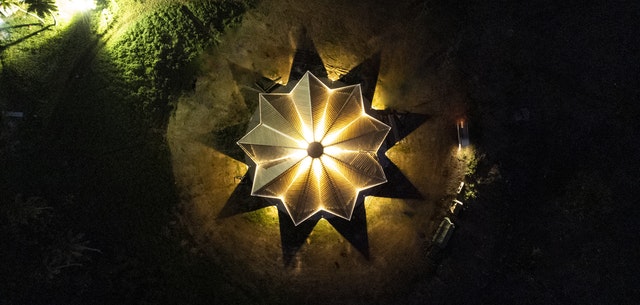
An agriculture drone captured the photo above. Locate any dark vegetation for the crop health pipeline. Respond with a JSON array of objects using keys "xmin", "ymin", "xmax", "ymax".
[
  {"xmin": 111, "ymin": 0, "xmax": 249, "ymax": 123},
  {"xmin": 417, "ymin": 1, "xmax": 640, "ymax": 304},
  {"xmin": 1, "ymin": 0, "xmax": 638, "ymax": 304},
  {"xmin": 1, "ymin": 0, "xmax": 255, "ymax": 304}
]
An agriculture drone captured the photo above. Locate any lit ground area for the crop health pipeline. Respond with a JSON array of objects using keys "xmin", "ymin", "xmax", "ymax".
[{"xmin": 167, "ymin": 0, "xmax": 468, "ymax": 302}]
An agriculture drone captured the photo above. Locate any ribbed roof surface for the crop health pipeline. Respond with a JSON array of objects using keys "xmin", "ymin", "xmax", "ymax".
[{"xmin": 238, "ymin": 72, "xmax": 390, "ymax": 225}]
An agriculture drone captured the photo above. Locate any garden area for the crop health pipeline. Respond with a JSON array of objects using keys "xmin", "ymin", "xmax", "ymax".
[{"xmin": 1, "ymin": 0, "xmax": 639, "ymax": 304}]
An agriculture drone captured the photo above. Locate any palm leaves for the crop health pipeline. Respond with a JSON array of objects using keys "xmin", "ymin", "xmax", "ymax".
[
  {"xmin": 0, "ymin": 0, "xmax": 58, "ymax": 25},
  {"xmin": 24, "ymin": 0, "xmax": 58, "ymax": 25},
  {"xmin": 0, "ymin": 0, "xmax": 21, "ymax": 17}
]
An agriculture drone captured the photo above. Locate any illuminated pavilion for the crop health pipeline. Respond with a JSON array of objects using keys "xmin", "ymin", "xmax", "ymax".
[{"xmin": 237, "ymin": 71, "xmax": 391, "ymax": 225}]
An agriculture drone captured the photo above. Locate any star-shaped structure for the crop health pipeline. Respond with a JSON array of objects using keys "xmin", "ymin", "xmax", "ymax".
[
  {"xmin": 238, "ymin": 72, "xmax": 390, "ymax": 225},
  {"xmin": 212, "ymin": 28, "xmax": 428, "ymax": 262}
]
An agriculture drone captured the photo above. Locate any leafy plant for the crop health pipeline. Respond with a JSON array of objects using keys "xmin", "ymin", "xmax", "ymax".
[
  {"xmin": 4, "ymin": 194, "xmax": 52, "ymax": 229},
  {"xmin": 0, "ymin": 0, "xmax": 57, "ymax": 25},
  {"xmin": 44, "ymin": 231, "xmax": 102, "ymax": 278},
  {"xmin": 107, "ymin": 1, "xmax": 251, "ymax": 123},
  {"xmin": 0, "ymin": 0, "xmax": 18, "ymax": 17},
  {"xmin": 24, "ymin": 0, "xmax": 58, "ymax": 25}
]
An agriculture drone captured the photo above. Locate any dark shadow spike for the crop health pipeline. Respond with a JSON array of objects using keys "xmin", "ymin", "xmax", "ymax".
[
  {"xmin": 217, "ymin": 175, "xmax": 272, "ymax": 219},
  {"xmin": 362, "ymin": 112, "xmax": 429, "ymax": 200},
  {"xmin": 196, "ymin": 123, "xmax": 248, "ymax": 163},
  {"xmin": 227, "ymin": 60, "xmax": 264, "ymax": 86},
  {"xmin": 382, "ymin": 111, "xmax": 430, "ymax": 144},
  {"xmin": 227, "ymin": 60, "xmax": 264, "ymax": 112},
  {"xmin": 327, "ymin": 201, "xmax": 370, "ymax": 259},
  {"xmin": 279, "ymin": 211, "xmax": 319, "ymax": 266},
  {"xmin": 254, "ymin": 76, "xmax": 282, "ymax": 93},
  {"xmin": 366, "ymin": 161, "xmax": 423, "ymax": 200},
  {"xmin": 338, "ymin": 52, "xmax": 381, "ymax": 101},
  {"xmin": 287, "ymin": 27, "xmax": 328, "ymax": 82}
]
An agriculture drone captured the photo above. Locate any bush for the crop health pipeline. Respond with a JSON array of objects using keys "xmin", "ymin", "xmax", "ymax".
[
  {"xmin": 186, "ymin": 0, "xmax": 255, "ymax": 33},
  {"xmin": 108, "ymin": 0, "xmax": 253, "ymax": 123}
]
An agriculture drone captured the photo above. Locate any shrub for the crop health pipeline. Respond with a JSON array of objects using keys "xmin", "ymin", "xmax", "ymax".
[{"xmin": 107, "ymin": 0, "xmax": 253, "ymax": 123}]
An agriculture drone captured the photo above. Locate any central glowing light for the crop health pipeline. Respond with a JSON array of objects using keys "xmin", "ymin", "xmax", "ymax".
[
  {"xmin": 307, "ymin": 142, "xmax": 324, "ymax": 158},
  {"xmin": 238, "ymin": 72, "xmax": 390, "ymax": 225}
]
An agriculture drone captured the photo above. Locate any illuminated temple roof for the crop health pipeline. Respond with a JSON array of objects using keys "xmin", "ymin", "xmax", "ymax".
[{"xmin": 238, "ymin": 71, "xmax": 391, "ymax": 225}]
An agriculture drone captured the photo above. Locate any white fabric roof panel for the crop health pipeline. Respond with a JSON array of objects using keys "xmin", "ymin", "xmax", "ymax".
[{"xmin": 237, "ymin": 71, "xmax": 390, "ymax": 225}]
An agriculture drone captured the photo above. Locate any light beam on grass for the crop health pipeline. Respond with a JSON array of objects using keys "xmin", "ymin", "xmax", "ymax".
[{"xmin": 56, "ymin": 0, "xmax": 95, "ymax": 21}]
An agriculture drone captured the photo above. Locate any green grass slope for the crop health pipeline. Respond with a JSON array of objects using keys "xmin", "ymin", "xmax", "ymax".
[{"xmin": 1, "ymin": 1, "xmax": 256, "ymax": 304}]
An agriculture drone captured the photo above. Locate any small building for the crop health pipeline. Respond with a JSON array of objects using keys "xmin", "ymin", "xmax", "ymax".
[
  {"xmin": 1, "ymin": 111, "xmax": 24, "ymax": 131},
  {"xmin": 457, "ymin": 119, "xmax": 469, "ymax": 148},
  {"xmin": 432, "ymin": 217, "xmax": 455, "ymax": 248},
  {"xmin": 449, "ymin": 199, "xmax": 463, "ymax": 216},
  {"xmin": 2, "ymin": 111, "xmax": 24, "ymax": 118}
]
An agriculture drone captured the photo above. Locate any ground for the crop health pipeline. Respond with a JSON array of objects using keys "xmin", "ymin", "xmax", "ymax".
[
  {"xmin": 167, "ymin": 0, "xmax": 470, "ymax": 302},
  {"xmin": 2, "ymin": 0, "xmax": 639, "ymax": 304}
]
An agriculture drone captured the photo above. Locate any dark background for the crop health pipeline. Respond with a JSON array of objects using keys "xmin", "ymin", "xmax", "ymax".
[{"xmin": 1, "ymin": 0, "xmax": 639, "ymax": 304}]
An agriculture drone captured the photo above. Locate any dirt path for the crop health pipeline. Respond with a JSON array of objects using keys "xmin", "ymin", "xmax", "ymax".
[{"xmin": 167, "ymin": 1, "xmax": 469, "ymax": 303}]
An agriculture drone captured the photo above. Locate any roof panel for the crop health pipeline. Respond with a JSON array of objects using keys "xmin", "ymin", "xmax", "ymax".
[{"xmin": 237, "ymin": 71, "xmax": 390, "ymax": 225}]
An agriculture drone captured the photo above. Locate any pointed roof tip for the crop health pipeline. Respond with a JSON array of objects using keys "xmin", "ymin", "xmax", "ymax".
[
  {"xmin": 291, "ymin": 71, "xmax": 310, "ymax": 86},
  {"xmin": 323, "ymin": 208, "xmax": 355, "ymax": 222},
  {"xmin": 289, "ymin": 208, "xmax": 316, "ymax": 226},
  {"xmin": 290, "ymin": 71, "xmax": 332, "ymax": 95},
  {"xmin": 289, "ymin": 208, "xmax": 354, "ymax": 226},
  {"xmin": 305, "ymin": 70, "xmax": 331, "ymax": 86}
]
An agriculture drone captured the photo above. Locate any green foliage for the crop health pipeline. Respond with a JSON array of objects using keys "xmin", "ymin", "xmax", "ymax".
[
  {"xmin": 0, "ymin": 15, "xmax": 94, "ymax": 117},
  {"xmin": 0, "ymin": 0, "xmax": 19, "ymax": 17},
  {"xmin": 456, "ymin": 149, "xmax": 481, "ymax": 179},
  {"xmin": 4, "ymin": 194, "xmax": 52, "ymax": 230},
  {"xmin": 1, "ymin": 1, "xmax": 257, "ymax": 303},
  {"xmin": 24, "ymin": 0, "xmax": 58, "ymax": 18},
  {"xmin": 186, "ymin": 0, "xmax": 254, "ymax": 33},
  {"xmin": 110, "ymin": 4, "xmax": 200, "ymax": 113},
  {"xmin": 461, "ymin": 151, "xmax": 481, "ymax": 177},
  {"xmin": 108, "ymin": 0, "xmax": 252, "ymax": 122},
  {"xmin": 457, "ymin": 150, "xmax": 486, "ymax": 200},
  {"xmin": 463, "ymin": 182, "xmax": 477, "ymax": 200},
  {"xmin": 241, "ymin": 208, "xmax": 278, "ymax": 225},
  {"xmin": 558, "ymin": 171, "xmax": 613, "ymax": 222},
  {"xmin": 1, "ymin": 194, "xmax": 101, "ymax": 300}
]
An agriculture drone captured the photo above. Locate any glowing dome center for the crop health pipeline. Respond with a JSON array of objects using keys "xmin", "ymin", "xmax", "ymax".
[
  {"xmin": 307, "ymin": 142, "xmax": 324, "ymax": 158},
  {"xmin": 237, "ymin": 71, "xmax": 391, "ymax": 225}
]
